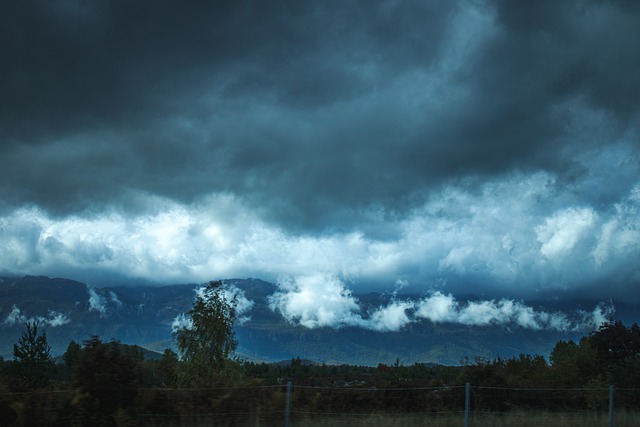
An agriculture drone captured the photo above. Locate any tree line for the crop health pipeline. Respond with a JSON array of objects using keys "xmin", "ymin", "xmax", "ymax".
[{"xmin": 1, "ymin": 281, "xmax": 640, "ymax": 425}]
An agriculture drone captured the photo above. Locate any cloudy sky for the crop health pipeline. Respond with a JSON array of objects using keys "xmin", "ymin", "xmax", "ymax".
[{"xmin": 2, "ymin": 0, "xmax": 640, "ymax": 306}]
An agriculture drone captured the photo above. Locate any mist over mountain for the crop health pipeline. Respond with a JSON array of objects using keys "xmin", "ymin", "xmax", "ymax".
[{"xmin": 1, "ymin": 275, "xmax": 637, "ymax": 366}]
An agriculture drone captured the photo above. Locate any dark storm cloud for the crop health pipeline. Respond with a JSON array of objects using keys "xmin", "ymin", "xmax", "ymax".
[
  {"xmin": 0, "ymin": 0, "xmax": 463, "ymax": 223},
  {"xmin": 0, "ymin": 0, "xmax": 455, "ymax": 134},
  {"xmin": 1, "ymin": 0, "xmax": 640, "ymax": 303},
  {"xmin": 3, "ymin": 0, "xmax": 638, "ymax": 224},
  {"xmin": 493, "ymin": 0, "xmax": 640, "ymax": 118},
  {"xmin": 447, "ymin": 0, "xmax": 640, "ymax": 171}
]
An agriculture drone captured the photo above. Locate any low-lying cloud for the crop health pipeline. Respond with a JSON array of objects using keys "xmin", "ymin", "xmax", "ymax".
[
  {"xmin": 268, "ymin": 275, "xmax": 362, "ymax": 329},
  {"xmin": 2, "ymin": 305, "xmax": 70, "ymax": 328},
  {"xmin": 172, "ymin": 283, "xmax": 254, "ymax": 332},
  {"xmin": 269, "ymin": 275, "xmax": 614, "ymax": 333},
  {"xmin": 87, "ymin": 286, "xmax": 107, "ymax": 316},
  {"xmin": 86, "ymin": 285, "xmax": 124, "ymax": 317},
  {"xmin": 413, "ymin": 292, "xmax": 613, "ymax": 332},
  {"xmin": 221, "ymin": 282, "xmax": 255, "ymax": 324}
]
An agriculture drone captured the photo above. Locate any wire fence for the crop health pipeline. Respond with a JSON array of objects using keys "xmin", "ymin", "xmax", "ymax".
[
  {"xmin": 2, "ymin": 383, "xmax": 640, "ymax": 426},
  {"xmin": 282, "ymin": 383, "xmax": 639, "ymax": 427}
]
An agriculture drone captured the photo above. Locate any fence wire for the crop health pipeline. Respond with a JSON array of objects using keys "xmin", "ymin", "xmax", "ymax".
[{"xmin": 2, "ymin": 383, "xmax": 639, "ymax": 426}]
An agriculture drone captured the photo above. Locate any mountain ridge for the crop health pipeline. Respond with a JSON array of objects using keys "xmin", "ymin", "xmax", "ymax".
[{"xmin": 1, "ymin": 275, "xmax": 637, "ymax": 365}]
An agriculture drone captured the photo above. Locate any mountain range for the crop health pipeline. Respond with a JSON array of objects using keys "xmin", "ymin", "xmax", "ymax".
[{"xmin": 1, "ymin": 275, "xmax": 637, "ymax": 366}]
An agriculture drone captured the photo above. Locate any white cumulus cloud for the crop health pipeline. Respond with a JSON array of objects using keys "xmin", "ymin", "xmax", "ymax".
[
  {"xmin": 0, "ymin": 145, "xmax": 638, "ymax": 302},
  {"xmin": 536, "ymin": 207, "xmax": 597, "ymax": 259},
  {"xmin": 268, "ymin": 274, "xmax": 363, "ymax": 329},
  {"xmin": 269, "ymin": 278, "xmax": 614, "ymax": 332},
  {"xmin": 367, "ymin": 300, "xmax": 415, "ymax": 332}
]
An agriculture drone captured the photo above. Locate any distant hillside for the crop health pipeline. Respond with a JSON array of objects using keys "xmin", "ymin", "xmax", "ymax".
[
  {"xmin": 0, "ymin": 275, "xmax": 197, "ymax": 358},
  {"xmin": 1, "ymin": 275, "xmax": 637, "ymax": 365}
]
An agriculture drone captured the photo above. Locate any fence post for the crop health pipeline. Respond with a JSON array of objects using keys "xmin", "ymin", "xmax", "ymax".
[
  {"xmin": 609, "ymin": 384, "xmax": 614, "ymax": 427},
  {"xmin": 285, "ymin": 381, "xmax": 292, "ymax": 427},
  {"xmin": 465, "ymin": 382, "xmax": 470, "ymax": 427}
]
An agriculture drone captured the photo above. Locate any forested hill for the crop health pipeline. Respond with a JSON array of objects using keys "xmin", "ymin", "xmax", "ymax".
[{"xmin": 1, "ymin": 275, "xmax": 638, "ymax": 365}]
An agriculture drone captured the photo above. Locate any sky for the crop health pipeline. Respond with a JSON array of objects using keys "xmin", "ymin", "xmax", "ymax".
[{"xmin": 1, "ymin": 0, "xmax": 640, "ymax": 315}]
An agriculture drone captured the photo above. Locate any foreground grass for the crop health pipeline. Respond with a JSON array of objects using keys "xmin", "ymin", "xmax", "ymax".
[
  {"xmin": 105, "ymin": 410, "xmax": 640, "ymax": 426},
  {"xmin": 288, "ymin": 410, "xmax": 640, "ymax": 427}
]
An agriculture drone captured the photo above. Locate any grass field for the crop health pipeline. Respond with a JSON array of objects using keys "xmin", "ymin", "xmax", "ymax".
[
  {"xmin": 286, "ymin": 410, "xmax": 640, "ymax": 427},
  {"xmin": 122, "ymin": 409, "xmax": 640, "ymax": 426}
]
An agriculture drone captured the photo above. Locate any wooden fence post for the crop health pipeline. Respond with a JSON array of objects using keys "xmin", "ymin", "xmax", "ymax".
[
  {"xmin": 285, "ymin": 381, "xmax": 292, "ymax": 427},
  {"xmin": 609, "ymin": 384, "xmax": 614, "ymax": 427},
  {"xmin": 465, "ymin": 382, "xmax": 470, "ymax": 427}
]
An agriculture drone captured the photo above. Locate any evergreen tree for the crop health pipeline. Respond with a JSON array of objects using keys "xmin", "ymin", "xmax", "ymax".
[
  {"xmin": 157, "ymin": 348, "xmax": 180, "ymax": 386},
  {"xmin": 74, "ymin": 337, "xmax": 144, "ymax": 417},
  {"xmin": 62, "ymin": 339, "xmax": 82, "ymax": 371},
  {"xmin": 12, "ymin": 321, "xmax": 53, "ymax": 388}
]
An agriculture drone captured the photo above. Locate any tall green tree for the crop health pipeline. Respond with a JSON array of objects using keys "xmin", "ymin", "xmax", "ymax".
[
  {"xmin": 589, "ymin": 321, "xmax": 640, "ymax": 387},
  {"xmin": 73, "ymin": 337, "xmax": 145, "ymax": 419},
  {"xmin": 549, "ymin": 337, "xmax": 598, "ymax": 387},
  {"xmin": 62, "ymin": 339, "xmax": 82, "ymax": 372},
  {"xmin": 589, "ymin": 321, "xmax": 640, "ymax": 367},
  {"xmin": 12, "ymin": 321, "xmax": 53, "ymax": 388},
  {"xmin": 173, "ymin": 280, "xmax": 238, "ymax": 381}
]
